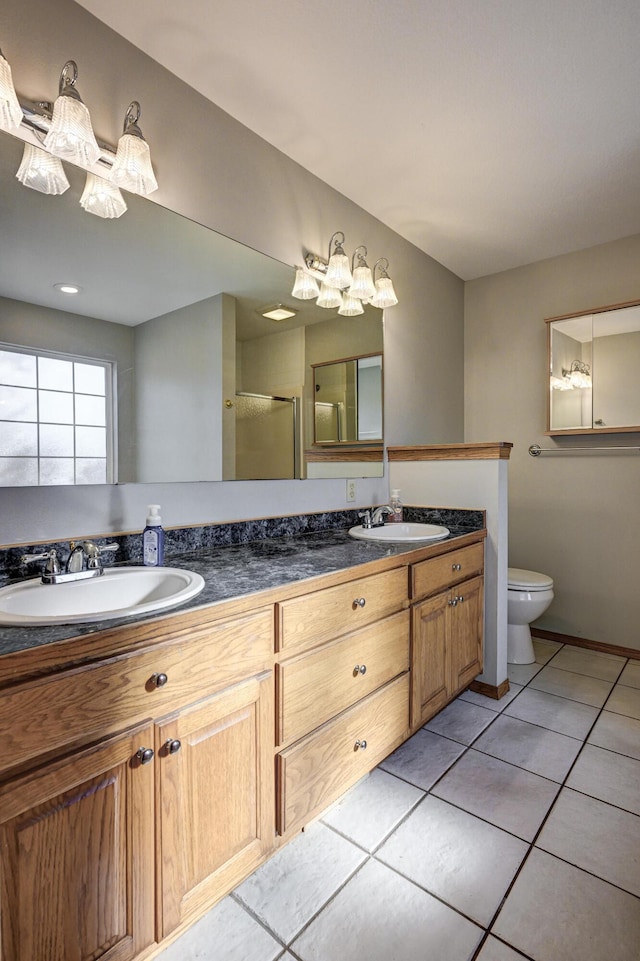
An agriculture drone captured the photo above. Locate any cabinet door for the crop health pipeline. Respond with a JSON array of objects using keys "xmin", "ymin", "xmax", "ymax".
[
  {"xmin": 411, "ymin": 591, "xmax": 450, "ymax": 729},
  {"xmin": 449, "ymin": 575, "xmax": 484, "ymax": 695},
  {"xmin": 156, "ymin": 672, "xmax": 274, "ymax": 939},
  {"xmin": 0, "ymin": 724, "xmax": 155, "ymax": 961}
]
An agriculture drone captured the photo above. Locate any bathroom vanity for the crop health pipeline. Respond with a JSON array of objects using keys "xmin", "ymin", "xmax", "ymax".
[{"xmin": 0, "ymin": 525, "xmax": 485, "ymax": 961}]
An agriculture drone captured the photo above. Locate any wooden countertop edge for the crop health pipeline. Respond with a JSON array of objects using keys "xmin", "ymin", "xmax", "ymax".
[
  {"xmin": 305, "ymin": 446, "xmax": 383, "ymax": 462},
  {"xmin": 0, "ymin": 529, "xmax": 486, "ymax": 688},
  {"xmin": 387, "ymin": 442, "xmax": 513, "ymax": 461}
]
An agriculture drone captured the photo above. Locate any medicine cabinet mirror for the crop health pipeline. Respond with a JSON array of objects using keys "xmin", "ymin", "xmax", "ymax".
[
  {"xmin": 547, "ymin": 300, "xmax": 640, "ymax": 434},
  {"xmin": 0, "ymin": 128, "xmax": 384, "ymax": 486},
  {"xmin": 313, "ymin": 354, "xmax": 383, "ymax": 444}
]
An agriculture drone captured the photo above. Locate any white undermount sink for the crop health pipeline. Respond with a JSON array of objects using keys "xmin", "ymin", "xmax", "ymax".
[
  {"xmin": 0, "ymin": 566, "xmax": 206, "ymax": 627},
  {"xmin": 349, "ymin": 522, "xmax": 450, "ymax": 544}
]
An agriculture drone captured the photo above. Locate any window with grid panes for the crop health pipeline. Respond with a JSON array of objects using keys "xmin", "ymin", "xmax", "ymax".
[{"xmin": 0, "ymin": 345, "xmax": 114, "ymax": 486}]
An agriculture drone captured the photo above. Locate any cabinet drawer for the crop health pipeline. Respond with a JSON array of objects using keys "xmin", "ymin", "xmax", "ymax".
[
  {"xmin": 0, "ymin": 607, "xmax": 273, "ymax": 776},
  {"xmin": 411, "ymin": 542, "xmax": 484, "ymax": 601},
  {"xmin": 277, "ymin": 567, "xmax": 407, "ymax": 655},
  {"xmin": 277, "ymin": 673, "xmax": 409, "ymax": 835},
  {"xmin": 277, "ymin": 610, "xmax": 409, "ymax": 747}
]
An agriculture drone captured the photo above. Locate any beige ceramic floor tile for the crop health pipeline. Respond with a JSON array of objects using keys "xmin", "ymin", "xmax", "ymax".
[
  {"xmin": 423, "ymin": 697, "xmax": 497, "ymax": 744},
  {"xmin": 233, "ymin": 821, "xmax": 366, "ymax": 944},
  {"xmin": 507, "ymin": 662, "xmax": 544, "ymax": 686},
  {"xmin": 567, "ymin": 743, "xmax": 640, "ymax": 815},
  {"xmin": 458, "ymin": 684, "xmax": 523, "ymax": 712},
  {"xmin": 156, "ymin": 895, "xmax": 282, "ymax": 961},
  {"xmin": 549, "ymin": 646, "xmax": 625, "ymax": 682},
  {"xmin": 432, "ymin": 749, "xmax": 559, "ymax": 841},
  {"xmin": 493, "ymin": 848, "xmax": 640, "ymax": 961},
  {"xmin": 321, "ymin": 768, "xmax": 424, "ymax": 852},
  {"xmin": 377, "ymin": 795, "xmax": 528, "ymax": 925},
  {"xmin": 529, "ymin": 665, "xmax": 612, "ymax": 707},
  {"xmin": 476, "ymin": 936, "xmax": 531, "ymax": 961},
  {"xmin": 606, "ymin": 683, "xmax": 640, "ymax": 720},
  {"xmin": 473, "ymin": 713, "xmax": 582, "ymax": 782},
  {"xmin": 588, "ymin": 710, "xmax": 640, "ymax": 760},
  {"xmin": 537, "ymin": 787, "xmax": 640, "ymax": 897},
  {"xmin": 291, "ymin": 858, "xmax": 483, "ymax": 961},
  {"xmin": 378, "ymin": 727, "xmax": 465, "ymax": 790},
  {"xmin": 504, "ymin": 687, "xmax": 599, "ymax": 739},
  {"xmin": 619, "ymin": 660, "xmax": 640, "ymax": 690},
  {"xmin": 533, "ymin": 638, "xmax": 563, "ymax": 664}
]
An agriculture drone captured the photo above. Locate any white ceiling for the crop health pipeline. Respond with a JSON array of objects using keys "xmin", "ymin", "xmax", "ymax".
[{"xmin": 74, "ymin": 0, "xmax": 640, "ymax": 280}]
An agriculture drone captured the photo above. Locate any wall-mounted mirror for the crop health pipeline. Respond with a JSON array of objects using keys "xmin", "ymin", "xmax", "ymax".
[
  {"xmin": 313, "ymin": 354, "xmax": 383, "ymax": 444},
  {"xmin": 547, "ymin": 301, "xmax": 640, "ymax": 434},
  {"xmin": 0, "ymin": 129, "xmax": 384, "ymax": 485}
]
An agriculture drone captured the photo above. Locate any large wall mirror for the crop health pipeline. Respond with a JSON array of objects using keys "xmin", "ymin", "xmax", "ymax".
[
  {"xmin": 547, "ymin": 301, "xmax": 640, "ymax": 434},
  {"xmin": 0, "ymin": 129, "xmax": 384, "ymax": 485}
]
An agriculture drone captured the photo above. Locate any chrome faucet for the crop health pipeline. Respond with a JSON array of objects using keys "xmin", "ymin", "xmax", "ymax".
[
  {"xmin": 21, "ymin": 540, "xmax": 119, "ymax": 584},
  {"xmin": 371, "ymin": 505, "xmax": 394, "ymax": 526}
]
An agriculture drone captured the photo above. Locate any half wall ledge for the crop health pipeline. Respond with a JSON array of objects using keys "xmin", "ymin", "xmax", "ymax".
[{"xmin": 387, "ymin": 442, "xmax": 513, "ymax": 461}]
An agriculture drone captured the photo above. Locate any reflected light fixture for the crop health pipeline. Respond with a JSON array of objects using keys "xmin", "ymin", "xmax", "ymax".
[
  {"xmin": 43, "ymin": 61, "xmax": 101, "ymax": 166},
  {"xmin": 563, "ymin": 360, "xmax": 592, "ymax": 389},
  {"xmin": 0, "ymin": 46, "xmax": 22, "ymax": 131},
  {"xmin": 16, "ymin": 142, "xmax": 70, "ymax": 194},
  {"xmin": 80, "ymin": 173, "xmax": 127, "ymax": 219},
  {"xmin": 291, "ymin": 266, "xmax": 320, "ymax": 300},
  {"xmin": 348, "ymin": 246, "xmax": 376, "ymax": 301},
  {"xmin": 316, "ymin": 283, "xmax": 343, "ymax": 309},
  {"xmin": 259, "ymin": 304, "xmax": 298, "ymax": 321},
  {"xmin": 110, "ymin": 101, "xmax": 158, "ymax": 195},
  {"xmin": 324, "ymin": 231, "xmax": 353, "ymax": 289},
  {"xmin": 371, "ymin": 258, "xmax": 398, "ymax": 308},
  {"xmin": 291, "ymin": 230, "xmax": 398, "ymax": 314}
]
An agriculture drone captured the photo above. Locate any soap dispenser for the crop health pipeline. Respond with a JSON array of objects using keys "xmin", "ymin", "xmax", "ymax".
[
  {"xmin": 389, "ymin": 489, "xmax": 403, "ymax": 523},
  {"xmin": 143, "ymin": 504, "xmax": 165, "ymax": 566}
]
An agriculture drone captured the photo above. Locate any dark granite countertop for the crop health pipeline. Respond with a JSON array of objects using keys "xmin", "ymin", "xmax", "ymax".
[{"xmin": 0, "ymin": 523, "xmax": 485, "ymax": 660}]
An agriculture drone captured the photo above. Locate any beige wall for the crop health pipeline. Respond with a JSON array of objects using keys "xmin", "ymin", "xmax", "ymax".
[
  {"xmin": 1, "ymin": 0, "xmax": 463, "ymax": 544},
  {"xmin": 465, "ymin": 234, "xmax": 640, "ymax": 651}
]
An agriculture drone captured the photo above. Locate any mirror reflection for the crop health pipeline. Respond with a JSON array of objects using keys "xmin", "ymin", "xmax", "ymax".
[
  {"xmin": 0, "ymin": 129, "xmax": 383, "ymax": 485},
  {"xmin": 547, "ymin": 302, "xmax": 640, "ymax": 433},
  {"xmin": 313, "ymin": 354, "xmax": 383, "ymax": 444}
]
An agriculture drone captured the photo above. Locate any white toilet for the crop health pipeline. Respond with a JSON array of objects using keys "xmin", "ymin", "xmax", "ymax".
[{"xmin": 507, "ymin": 568, "xmax": 554, "ymax": 664}]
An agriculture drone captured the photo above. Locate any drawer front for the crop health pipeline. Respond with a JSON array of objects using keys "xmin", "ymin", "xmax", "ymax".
[
  {"xmin": 277, "ymin": 567, "xmax": 408, "ymax": 655},
  {"xmin": 277, "ymin": 673, "xmax": 409, "ymax": 836},
  {"xmin": 0, "ymin": 607, "xmax": 274, "ymax": 776},
  {"xmin": 411, "ymin": 542, "xmax": 484, "ymax": 601},
  {"xmin": 277, "ymin": 610, "xmax": 409, "ymax": 747}
]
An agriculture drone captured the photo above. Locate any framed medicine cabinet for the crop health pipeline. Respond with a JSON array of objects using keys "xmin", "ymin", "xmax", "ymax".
[{"xmin": 546, "ymin": 300, "xmax": 640, "ymax": 434}]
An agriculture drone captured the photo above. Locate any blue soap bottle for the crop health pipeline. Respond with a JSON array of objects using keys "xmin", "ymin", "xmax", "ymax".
[{"xmin": 143, "ymin": 504, "xmax": 165, "ymax": 566}]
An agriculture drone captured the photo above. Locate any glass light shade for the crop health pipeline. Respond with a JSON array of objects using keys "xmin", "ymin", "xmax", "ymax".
[
  {"xmin": 110, "ymin": 133, "xmax": 158, "ymax": 195},
  {"xmin": 80, "ymin": 173, "xmax": 127, "ymax": 219},
  {"xmin": 569, "ymin": 370, "xmax": 591, "ymax": 389},
  {"xmin": 324, "ymin": 251, "xmax": 352, "ymax": 289},
  {"xmin": 550, "ymin": 374, "xmax": 572, "ymax": 391},
  {"xmin": 44, "ymin": 95, "xmax": 101, "ymax": 166},
  {"xmin": 16, "ymin": 143, "xmax": 70, "ymax": 195},
  {"xmin": 316, "ymin": 283, "xmax": 343, "ymax": 309},
  {"xmin": 371, "ymin": 276, "xmax": 398, "ymax": 308},
  {"xmin": 0, "ymin": 51, "xmax": 23, "ymax": 131},
  {"xmin": 349, "ymin": 264, "xmax": 376, "ymax": 300},
  {"xmin": 338, "ymin": 292, "xmax": 364, "ymax": 316},
  {"xmin": 291, "ymin": 266, "xmax": 320, "ymax": 300}
]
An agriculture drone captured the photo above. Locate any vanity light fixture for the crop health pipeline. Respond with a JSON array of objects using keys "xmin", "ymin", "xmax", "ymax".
[
  {"xmin": 79, "ymin": 172, "xmax": 127, "ymax": 219},
  {"xmin": 16, "ymin": 142, "xmax": 70, "ymax": 194},
  {"xmin": 348, "ymin": 246, "xmax": 376, "ymax": 301},
  {"xmin": 110, "ymin": 101, "xmax": 158, "ymax": 195},
  {"xmin": 43, "ymin": 61, "xmax": 101, "ymax": 167},
  {"xmin": 291, "ymin": 230, "xmax": 399, "ymax": 313},
  {"xmin": 0, "ymin": 47, "xmax": 22, "ymax": 131},
  {"xmin": 371, "ymin": 258, "xmax": 399, "ymax": 308},
  {"xmin": 259, "ymin": 304, "xmax": 298, "ymax": 321}
]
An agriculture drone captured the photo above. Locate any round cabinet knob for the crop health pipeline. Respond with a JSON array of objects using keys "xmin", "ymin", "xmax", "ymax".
[
  {"xmin": 448, "ymin": 598, "xmax": 458, "ymax": 607},
  {"xmin": 354, "ymin": 739, "xmax": 368, "ymax": 751},
  {"xmin": 165, "ymin": 738, "xmax": 182, "ymax": 755},
  {"xmin": 456, "ymin": 595, "xmax": 465, "ymax": 603},
  {"xmin": 151, "ymin": 672, "xmax": 168, "ymax": 688},
  {"xmin": 136, "ymin": 747, "xmax": 155, "ymax": 765},
  {"xmin": 353, "ymin": 597, "xmax": 366, "ymax": 608},
  {"xmin": 353, "ymin": 664, "xmax": 367, "ymax": 676},
  {"xmin": 452, "ymin": 563, "xmax": 462, "ymax": 571}
]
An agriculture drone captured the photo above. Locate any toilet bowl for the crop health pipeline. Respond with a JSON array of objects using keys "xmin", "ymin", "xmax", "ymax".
[{"xmin": 507, "ymin": 568, "xmax": 554, "ymax": 664}]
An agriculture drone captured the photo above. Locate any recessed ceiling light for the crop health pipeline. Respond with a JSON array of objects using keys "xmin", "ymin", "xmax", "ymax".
[
  {"xmin": 54, "ymin": 283, "xmax": 81, "ymax": 295},
  {"xmin": 258, "ymin": 304, "xmax": 298, "ymax": 322}
]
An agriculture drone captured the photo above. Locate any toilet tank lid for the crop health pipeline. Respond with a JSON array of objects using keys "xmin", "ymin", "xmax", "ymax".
[{"xmin": 508, "ymin": 568, "xmax": 554, "ymax": 590}]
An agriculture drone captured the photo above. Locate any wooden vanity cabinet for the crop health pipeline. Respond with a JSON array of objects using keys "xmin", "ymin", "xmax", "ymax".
[
  {"xmin": 0, "ymin": 605, "xmax": 275, "ymax": 961},
  {"xmin": 410, "ymin": 541, "xmax": 484, "ymax": 730},
  {"xmin": 275, "ymin": 568, "xmax": 411, "ymax": 837}
]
